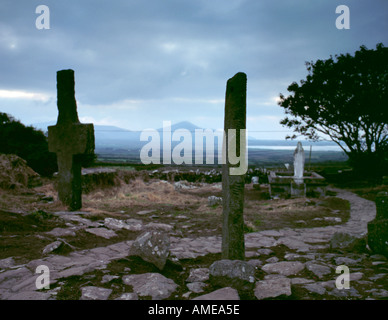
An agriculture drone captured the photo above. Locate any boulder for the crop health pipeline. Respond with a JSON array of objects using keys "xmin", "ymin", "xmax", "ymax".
[
  {"xmin": 129, "ymin": 230, "xmax": 170, "ymax": 270},
  {"xmin": 209, "ymin": 260, "xmax": 256, "ymax": 291}
]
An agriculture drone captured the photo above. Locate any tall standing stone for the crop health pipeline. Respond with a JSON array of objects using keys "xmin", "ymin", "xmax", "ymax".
[
  {"xmin": 48, "ymin": 69, "xmax": 94, "ymax": 210},
  {"xmin": 222, "ymin": 72, "xmax": 247, "ymax": 260}
]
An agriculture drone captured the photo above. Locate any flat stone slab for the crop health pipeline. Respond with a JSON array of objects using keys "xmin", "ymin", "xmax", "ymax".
[
  {"xmin": 85, "ymin": 227, "xmax": 117, "ymax": 239},
  {"xmin": 186, "ymin": 268, "xmax": 210, "ymax": 283},
  {"xmin": 254, "ymin": 278, "xmax": 291, "ymax": 300},
  {"xmin": 303, "ymin": 283, "xmax": 327, "ymax": 295},
  {"xmin": 192, "ymin": 287, "xmax": 240, "ymax": 300},
  {"xmin": 306, "ymin": 262, "xmax": 332, "ymax": 279},
  {"xmin": 122, "ymin": 273, "xmax": 178, "ymax": 300},
  {"xmin": 0, "ymin": 257, "xmax": 16, "ymax": 270},
  {"xmin": 262, "ymin": 261, "xmax": 305, "ymax": 276},
  {"xmin": 80, "ymin": 286, "xmax": 112, "ymax": 300}
]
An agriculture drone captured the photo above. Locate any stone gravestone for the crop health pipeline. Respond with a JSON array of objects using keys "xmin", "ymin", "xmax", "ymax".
[
  {"xmin": 48, "ymin": 69, "xmax": 95, "ymax": 210},
  {"xmin": 293, "ymin": 142, "xmax": 305, "ymax": 183},
  {"xmin": 368, "ymin": 192, "xmax": 388, "ymax": 257},
  {"xmin": 292, "ymin": 142, "xmax": 306, "ymax": 196},
  {"xmin": 222, "ymin": 72, "xmax": 247, "ymax": 260}
]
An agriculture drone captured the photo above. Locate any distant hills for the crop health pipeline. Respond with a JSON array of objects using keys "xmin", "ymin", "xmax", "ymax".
[{"xmin": 32, "ymin": 120, "xmax": 341, "ymax": 150}]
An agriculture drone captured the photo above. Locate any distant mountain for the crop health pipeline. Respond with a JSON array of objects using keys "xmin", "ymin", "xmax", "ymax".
[
  {"xmin": 31, "ymin": 121, "xmax": 207, "ymax": 148},
  {"xmin": 32, "ymin": 120, "xmax": 341, "ymax": 150}
]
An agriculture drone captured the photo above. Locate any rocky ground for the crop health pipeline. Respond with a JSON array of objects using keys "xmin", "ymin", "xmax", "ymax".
[{"xmin": 1, "ymin": 174, "xmax": 387, "ymax": 300}]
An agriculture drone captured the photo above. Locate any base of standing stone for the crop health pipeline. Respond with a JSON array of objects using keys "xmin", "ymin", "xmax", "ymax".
[
  {"xmin": 291, "ymin": 181, "xmax": 306, "ymax": 197},
  {"xmin": 368, "ymin": 219, "xmax": 388, "ymax": 258}
]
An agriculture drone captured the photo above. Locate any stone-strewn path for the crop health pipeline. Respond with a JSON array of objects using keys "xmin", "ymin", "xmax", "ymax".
[
  {"xmin": 1, "ymin": 188, "xmax": 387, "ymax": 300},
  {"xmin": 170, "ymin": 188, "xmax": 377, "ymax": 258}
]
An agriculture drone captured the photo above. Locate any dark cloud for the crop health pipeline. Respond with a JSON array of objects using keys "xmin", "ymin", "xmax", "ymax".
[{"xmin": 0, "ymin": 0, "xmax": 387, "ymax": 137}]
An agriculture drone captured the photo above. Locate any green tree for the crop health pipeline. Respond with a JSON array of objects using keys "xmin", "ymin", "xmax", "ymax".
[
  {"xmin": 0, "ymin": 112, "xmax": 58, "ymax": 176},
  {"xmin": 279, "ymin": 43, "xmax": 388, "ymax": 176}
]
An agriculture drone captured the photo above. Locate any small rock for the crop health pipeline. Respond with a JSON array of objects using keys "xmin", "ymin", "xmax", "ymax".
[
  {"xmin": 85, "ymin": 227, "xmax": 117, "ymax": 239},
  {"xmin": 209, "ymin": 260, "xmax": 256, "ymax": 291},
  {"xmin": 290, "ymin": 278, "xmax": 314, "ymax": 285},
  {"xmin": 125, "ymin": 219, "xmax": 144, "ymax": 231},
  {"xmin": 257, "ymin": 248, "xmax": 273, "ymax": 256},
  {"xmin": 115, "ymin": 293, "xmax": 139, "ymax": 300},
  {"xmin": 334, "ymin": 257, "xmax": 359, "ymax": 266},
  {"xmin": 245, "ymin": 251, "xmax": 259, "ymax": 258},
  {"xmin": 46, "ymin": 228, "xmax": 76, "ymax": 237},
  {"xmin": 266, "ymin": 257, "xmax": 279, "ymax": 263},
  {"xmin": 370, "ymin": 254, "xmax": 388, "ymax": 261},
  {"xmin": 136, "ymin": 210, "xmax": 156, "ymax": 215},
  {"xmin": 254, "ymin": 278, "xmax": 291, "ymax": 300},
  {"xmin": 187, "ymin": 282, "xmax": 207, "ymax": 293},
  {"xmin": 350, "ymin": 272, "xmax": 364, "ymax": 281},
  {"xmin": 324, "ymin": 217, "xmax": 342, "ymax": 223},
  {"xmin": 303, "ymin": 283, "xmax": 326, "ymax": 295},
  {"xmin": 330, "ymin": 232, "xmax": 358, "ymax": 250},
  {"xmin": 208, "ymin": 196, "xmax": 222, "ymax": 206},
  {"xmin": 192, "ymin": 287, "xmax": 239, "ymax": 300},
  {"xmin": 80, "ymin": 286, "xmax": 112, "ymax": 300},
  {"xmin": 262, "ymin": 261, "xmax": 305, "ymax": 276},
  {"xmin": 145, "ymin": 222, "xmax": 173, "ymax": 232},
  {"xmin": 186, "ymin": 268, "xmax": 209, "ymax": 283},
  {"xmin": 306, "ymin": 262, "xmax": 332, "ymax": 279},
  {"xmin": 247, "ymin": 259, "xmax": 263, "ymax": 268},
  {"xmin": 122, "ymin": 273, "xmax": 178, "ymax": 300},
  {"xmin": 101, "ymin": 275, "xmax": 120, "ymax": 284},
  {"xmin": 104, "ymin": 218, "xmax": 128, "ymax": 230}
]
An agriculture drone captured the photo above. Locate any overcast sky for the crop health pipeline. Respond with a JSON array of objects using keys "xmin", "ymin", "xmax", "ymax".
[{"xmin": 0, "ymin": 0, "xmax": 387, "ymax": 139}]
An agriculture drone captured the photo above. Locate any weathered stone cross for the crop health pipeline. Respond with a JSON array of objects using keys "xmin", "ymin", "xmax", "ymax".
[
  {"xmin": 48, "ymin": 69, "xmax": 94, "ymax": 211},
  {"xmin": 222, "ymin": 72, "xmax": 247, "ymax": 260}
]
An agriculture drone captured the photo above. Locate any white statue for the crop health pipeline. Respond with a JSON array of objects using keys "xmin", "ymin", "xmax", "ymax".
[{"xmin": 293, "ymin": 142, "xmax": 305, "ymax": 183}]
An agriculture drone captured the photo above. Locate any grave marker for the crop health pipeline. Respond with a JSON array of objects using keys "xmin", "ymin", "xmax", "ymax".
[
  {"xmin": 222, "ymin": 72, "xmax": 247, "ymax": 260},
  {"xmin": 48, "ymin": 69, "xmax": 94, "ymax": 210}
]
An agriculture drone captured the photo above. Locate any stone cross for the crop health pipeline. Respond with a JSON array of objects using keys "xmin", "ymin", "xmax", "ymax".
[
  {"xmin": 293, "ymin": 142, "xmax": 305, "ymax": 184},
  {"xmin": 222, "ymin": 72, "xmax": 247, "ymax": 260},
  {"xmin": 48, "ymin": 69, "xmax": 94, "ymax": 210}
]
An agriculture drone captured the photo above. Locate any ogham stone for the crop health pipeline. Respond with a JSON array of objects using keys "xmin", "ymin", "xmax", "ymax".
[
  {"xmin": 48, "ymin": 70, "xmax": 94, "ymax": 210},
  {"xmin": 222, "ymin": 72, "xmax": 247, "ymax": 260}
]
